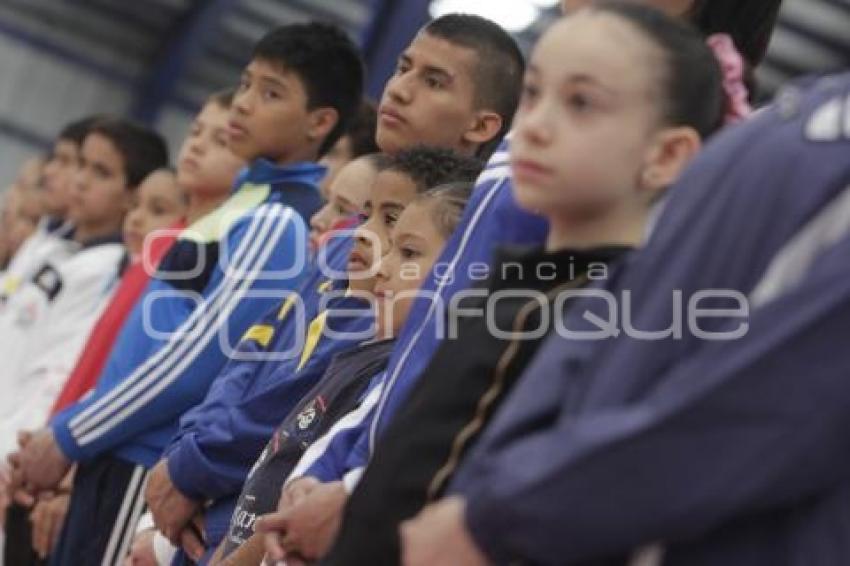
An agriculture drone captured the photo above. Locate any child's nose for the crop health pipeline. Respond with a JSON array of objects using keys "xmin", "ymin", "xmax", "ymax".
[
  {"xmin": 233, "ymin": 92, "xmax": 253, "ymax": 115},
  {"xmin": 518, "ymin": 104, "xmax": 553, "ymax": 145},
  {"xmin": 386, "ymin": 75, "xmax": 413, "ymax": 104},
  {"xmin": 73, "ymin": 172, "xmax": 89, "ymax": 192},
  {"xmin": 128, "ymin": 211, "xmax": 143, "ymax": 229},
  {"xmin": 354, "ymin": 226, "xmax": 373, "ymax": 248},
  {"xmin": 375, "ymin": 256, "xmax": 391, "ymax": 280}
]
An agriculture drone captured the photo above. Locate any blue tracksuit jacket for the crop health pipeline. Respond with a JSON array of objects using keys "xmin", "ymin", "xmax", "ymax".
[
  {"xmin": 298, "ymin": 139, "xmax": 550, "ymax": 483},
  {"xmin": 164, "ymin": 236, "xmax": 373, "ymax": 556},
  {"xmin": 51, "ymin": 160, "xmax": 323, "ymax": 467}
]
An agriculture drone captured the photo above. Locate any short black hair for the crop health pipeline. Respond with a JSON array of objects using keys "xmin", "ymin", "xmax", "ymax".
[
  {"xmin": 86, "ymin": 119, "xmax": 170, "ymax": 188},
  {"xmin": 383, "ymin": 145, "xmax": 483, "ymax": 193},
  {"xmin": 252, "ymin": 22, "xmax": 365, "ymax": 158},
  {"xmin": 57, "ymin": 115, "xmax": 105, "ymax": 147},
  {"xmin": 346, "ymin": 99, "xmax": 379, "ymax": 158},
  {"xmin": 423, "ymin": 14, "xmax": 525, "ymax": 159},
  {"xmin": 591, "ymin": 2, "xmax": 724, "ymax": 139}
]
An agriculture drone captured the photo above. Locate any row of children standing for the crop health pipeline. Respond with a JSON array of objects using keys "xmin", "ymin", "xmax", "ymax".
[
  {"xmin": 0, "ymin": 17, "xmax": 483, "ymax": 565},
  {"xmin": 4, "ymin": 0, "xmax": 849, "ymax": 565}
]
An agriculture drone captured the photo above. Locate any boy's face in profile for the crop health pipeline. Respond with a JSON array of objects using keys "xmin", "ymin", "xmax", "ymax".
[
  {"xmin": 229, "ymin": 59, "xmax": 317, "ymax": 164},
  {"xmin": 68, "ymin": 133, "xmax": 131, "ymax": 229},
  {"xmin": 177, "ymin": 101, "xmax": 246, "ymax": 197},
  {"xmin": 373, "ymin": 198, "xmax": 447, "ymax": 339},
  {"xmin": 348, "ymin": 170, "xmax": 418, "ymax": 293},
  {"xmin": 42, "ymin": 139, "xmax": 80, "ymax": 217},
  {"xmin": 377, "ymin": 32, "xmax": 483, "ymax": 155}
]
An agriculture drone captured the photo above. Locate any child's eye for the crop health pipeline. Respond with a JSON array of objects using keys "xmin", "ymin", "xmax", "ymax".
[
  {"xmin": 521, "ymin": 83, "xmax": 539, "ymax": 103},
  {"xmin": 263, "ymin": 89, "xmax": 281, "ymax": 101},
  {"xmin": 395, "ymin": 61, "xmax": 410, "ymax": 75},
  {"xmin": 238, "ymin": 78, "xmax": 250, "ymax": 91},
  {"xmin": 425, "ymin": 76, "xmax": 443, "ymax": 90},
  {"xmin": 385, "ymin": 213, "xmax": 399, "ymax": 227},
  {"xmin": 568, "ymin": 93, "xmax": 593, "ymax": 112},
  {"xmin": 93, "ymin": 165, "xmax": 110, "ymax": 180},
  {"xmin": 400, "ymin": 246, "xmax": 420, "ymax": 260}
]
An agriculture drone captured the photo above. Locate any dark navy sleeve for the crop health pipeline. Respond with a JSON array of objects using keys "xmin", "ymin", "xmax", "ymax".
[{"xmin": 453, "ymin": 239, "xmax": 850, "ymax": 564}]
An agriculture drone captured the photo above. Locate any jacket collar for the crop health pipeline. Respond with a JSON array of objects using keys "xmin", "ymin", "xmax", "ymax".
[{"xmin": 238, "ymin": 159, "xmax": 326, "ymax": 192}]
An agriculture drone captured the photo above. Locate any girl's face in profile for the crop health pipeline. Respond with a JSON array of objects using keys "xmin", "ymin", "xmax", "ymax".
[
  {"xmin": 373, "ymin": 199, "xmax": 446, "ymax": 339},
  {"xmin": 123, "ymin": 171, "xmax": 186, "ymax": 256}
]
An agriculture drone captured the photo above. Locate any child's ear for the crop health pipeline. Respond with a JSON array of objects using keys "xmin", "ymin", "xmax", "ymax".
[
  {"xmin": 306, "ymin": 108, "xmax": 340, "ymax": 145},
  {"xmin": 461, "ymin": 110, "xmax": 504, "ymax": 149},
  {"xmin": 640, "ymin": 126, "xmax": 702, "ymax": 196}
]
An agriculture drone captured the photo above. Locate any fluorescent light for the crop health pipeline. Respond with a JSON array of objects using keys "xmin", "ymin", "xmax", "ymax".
[{"xmin": 429, "ymin": 0, "xmax": 541, "ymax": 33}]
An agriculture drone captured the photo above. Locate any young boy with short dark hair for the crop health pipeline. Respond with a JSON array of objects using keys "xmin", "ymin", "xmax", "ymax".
[
  {"xmin": 123, "ymin": 15, "xmax": 523, "ymax": 564},
  {"xmin": 0, "ymin": 118, "xmax": 170, "ymax": 457},
  {"xmin": 3, "ymin": 90, "xmax": 246, "ymax": 566},
  {"xmin": 11, "ymin": 21, "xmax": 364, "ymax": 566},
  {"xmin": 0, "ymin": 117, "xmax": 99, "ymax": 302},
  {"xmin": 140, "ymin": 147, "xmax": 481, "ymax": 564},
  {"xmin": 135, "ymin": 13, "xmax": 524, "ymax": 565},
  {"xmin": 375, "ymin": 13, "xmax": 524, "ymax": 159}
]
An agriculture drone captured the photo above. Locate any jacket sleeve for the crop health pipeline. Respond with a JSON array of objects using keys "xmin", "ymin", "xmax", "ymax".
[
  {"xmin": 165, "ymin": 297, "xmax": 288, "ymax": 443},
  {"xmin": 291, "ymin": 377, "xmax": 384, "ymax": 484},
  {"xmin": 165, "ymin": 351, "xmax": 319, "ymax": 500},
  {"xmin": 51, "ymin": 205, "xmax": 308, "ymax": 462},
  {"xmin": 163, "ymin": 348, "xmax": 270, "ymax": 499},
  {"xmin": 454, "ymin": 248, "xmax": 850, "ymax": 565}
]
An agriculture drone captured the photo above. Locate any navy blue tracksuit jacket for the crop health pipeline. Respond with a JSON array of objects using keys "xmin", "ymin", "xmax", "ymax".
[{"xmin": 452, "ymin": 72, "xmax": 850, "ymax": 566}]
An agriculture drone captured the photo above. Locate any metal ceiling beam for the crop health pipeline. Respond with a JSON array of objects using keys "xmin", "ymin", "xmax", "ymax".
[
  {"xmin": 130, "ymin": 0, "xmax": 237, "ymax": 124},
  {"xmin": 0, "ymin": 16, "xmax": 136, "ymax": 86}
]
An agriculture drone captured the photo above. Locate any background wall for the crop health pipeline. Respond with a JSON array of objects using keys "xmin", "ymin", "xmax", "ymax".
[{"xmin": 0, "ymin": 0, "xmax": 847, "ymax": 187}]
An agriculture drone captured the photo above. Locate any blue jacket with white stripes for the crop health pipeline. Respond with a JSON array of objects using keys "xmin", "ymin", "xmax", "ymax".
[
  {"xmin": 166, "ymin": 274, "xmax": 375, "ymax": 553},
  {"xmin": 51, "ymin": 160, "xmax": 323, "ymax": 468},
  {"xmin": 298, "ymin": 139, "xmax": 550, "ymax": 483}
]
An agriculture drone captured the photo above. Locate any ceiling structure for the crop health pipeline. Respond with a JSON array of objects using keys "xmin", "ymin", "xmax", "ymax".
[{"xmin": 0, "ymin": 0, "xmax": 846, "ymax": 134}]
